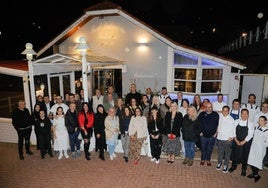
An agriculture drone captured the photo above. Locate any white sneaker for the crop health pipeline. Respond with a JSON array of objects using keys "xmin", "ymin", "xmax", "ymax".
[
  {"xmin": 58, "ymin": 153, "xmax": 63, "ymax": 160},
  {"xmin": 155, "ymin": 159, "xmax": 160, "ymax": 164},
  {"xmin": 64, "ymin": 151, "xmax": 69, "ymax": 158},
  {"xmin": 150, "ymin": 158, "xmax": 156, "ymax": 162},
  {"xmin": 110, "ymin": 155, "xmax": 114, "ymax": 160},
  {"xmin": 113, "ymin": 153, "xmax": 117, "ymax": 158}
]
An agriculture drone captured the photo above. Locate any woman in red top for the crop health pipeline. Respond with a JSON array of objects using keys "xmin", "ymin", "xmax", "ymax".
[{"xmin": 78, "ymin": 102, "xmax": 94, "ymax": 160}]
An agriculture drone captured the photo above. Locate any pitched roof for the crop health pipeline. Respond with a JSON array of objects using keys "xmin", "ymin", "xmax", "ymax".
[
  {"xmin": 36, "ymin": 1, "xmax": 246, "ymax": 70},
  {"xmin": 0, "ymin": 60, "xmax": 28, "ymax": 77}
]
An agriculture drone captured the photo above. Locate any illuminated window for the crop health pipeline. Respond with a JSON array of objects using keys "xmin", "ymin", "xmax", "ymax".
[
  {"xmin": 202, "ymin": 58, "xmax": 224, "ymax": 66},
  {"xmin": 174, "ymin": 51, "xmax": 198, "ymax": 65}
]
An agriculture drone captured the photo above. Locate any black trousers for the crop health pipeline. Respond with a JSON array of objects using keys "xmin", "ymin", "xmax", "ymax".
[
  {"xmin": 150, "ymin": 137, "xmax": 162, "ymax": 160},
  {"xmin": 38, "ymin": 133, "xmax": 52, "ymax": 156},
  {"xmin": 231, "ymin": 139, "xmax": 252, "ymax": 170},
  {"xmin": 95, "ymin": 134, "xmax": 106, "ymax": 157},
  {"xmin": 17, "ymin": 128, "xmax": 32, "ymax": 155}
]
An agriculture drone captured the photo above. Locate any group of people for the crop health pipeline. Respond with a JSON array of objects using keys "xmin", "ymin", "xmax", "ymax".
[{"xmin": 11, "ymin": 84, "xmax": 268, "ymax": 183}]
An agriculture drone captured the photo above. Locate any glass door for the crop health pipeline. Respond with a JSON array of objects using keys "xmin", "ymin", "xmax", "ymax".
[{"xmin": 93, "ymin": 69, "xmax": 122, "ymax": 97}]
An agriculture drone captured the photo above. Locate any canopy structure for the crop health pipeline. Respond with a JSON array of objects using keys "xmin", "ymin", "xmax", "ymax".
[
  {"xmin": 32, "ymin": 52, "xmax": 124, "ymax": 76},
  {"xmin": 0, "ymin": 52, "xmax": 124, "ymax": 110}
]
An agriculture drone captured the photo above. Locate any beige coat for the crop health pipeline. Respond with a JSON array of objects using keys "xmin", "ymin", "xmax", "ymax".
[{"xmin": 105, "ymin": 115, "xmax": 119, "ymax": 141}]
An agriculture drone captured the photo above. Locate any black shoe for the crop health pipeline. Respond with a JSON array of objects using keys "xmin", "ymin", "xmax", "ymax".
[
  {"xmin": 41, "ymin": 155, "xmax": 45, "ymax": 159},
  {"xmin": 26, "ymin": 151, "xmax": 33, "ymax": 155},
  {"xmin": 254, "ymin": 175, "xmax": 261, "ymax": 182},
  {"xmin": 247, "ymin": 173, "xmax": 254, "ymax": 179},
  {"xmin": 124, "ymin": 156, "xmax": 128, "ymax": 163},
  {"xmin": 19, "ymin": 154, "xmax": 24, "ymax": 160},
  {"xmin": 229, "ymin": 166, "xmax": 236, "ymax": 172},
  {"xmin": 99, "ymin": 155, "xmax": 105, "ymax": 161},
  {"xmin": 49, "ymin": 153, "xmax": 53, "ymax": 157},
  {"xmin": 85, "ymin": 155, "xmax": 91, "ymax": 160},
  {"xmin": 241, "ymin": 170, "xmax": 246, "ymax": 177}
]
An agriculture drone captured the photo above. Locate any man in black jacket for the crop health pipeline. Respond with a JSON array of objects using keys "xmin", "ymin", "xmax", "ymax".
[
  {"xmin": 65, "ymin": 102, "xmax": 81, "ymax": 159},
  {"xmin": 12, "ymin": 100, "xmax": 34, "ymax": 160}
]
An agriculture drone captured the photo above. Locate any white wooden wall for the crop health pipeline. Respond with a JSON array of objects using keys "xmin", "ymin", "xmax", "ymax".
[{"xmin": 0, "ymin": 118, "xmax": 18, "ymax": 143}]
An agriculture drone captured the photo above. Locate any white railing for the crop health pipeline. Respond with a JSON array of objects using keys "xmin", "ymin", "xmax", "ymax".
[{"xmin": 218, "ymin": 21, "xmax": 268, "ymax": 54}]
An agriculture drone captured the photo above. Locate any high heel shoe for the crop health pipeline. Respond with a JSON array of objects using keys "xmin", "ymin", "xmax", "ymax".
[{"xmin": 254, "ymin": 175, "xmax": 261, "ymax": 182}]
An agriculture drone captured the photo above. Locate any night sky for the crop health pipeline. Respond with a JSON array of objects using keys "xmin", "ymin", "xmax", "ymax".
[{"xmin": 0, "ymin": 0, "xmax": 267, "ymax": 60}]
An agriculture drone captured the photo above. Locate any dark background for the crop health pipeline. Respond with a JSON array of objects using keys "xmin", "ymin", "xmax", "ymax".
[{"xmin": 0, "ymin": 0, "xmax": 267, "ymax": 60}]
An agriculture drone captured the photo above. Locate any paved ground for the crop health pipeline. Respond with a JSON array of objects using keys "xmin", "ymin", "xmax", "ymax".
[{"xmin": 0, "ymin": 142, "xmax": 267, "ymax": 188}]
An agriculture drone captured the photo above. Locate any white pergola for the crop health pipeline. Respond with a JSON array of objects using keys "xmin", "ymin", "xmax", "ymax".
[
  {"xmin": 0, "ymin": 52, "xmax": 124, "ymax": 111},
  {"xmin": 28, "ymin": 52, "xmax": 124, "ymax": 110}
]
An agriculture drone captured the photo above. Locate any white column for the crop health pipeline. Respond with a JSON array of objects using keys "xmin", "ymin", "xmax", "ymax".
[
  {"xmin": 82, "ymin": 52, "xmax": 88, "ymax": 102},
  {"xmin": 59, "ymin": 75, "xmax": 64, "ymax": 98},
  {"xmin": 47, "ymin": 74, "xmax": 52, "ymax": 99},
  {"xmin": 28, "ymin": 60, "xmax": 35, "ymax": 111},
  {"xmin": 23, "ymin": 76, "xmax": 31, "ymax": 111},
  {"xmin": 70, "ymin": 71, "xmax": 75, "ymax": 94}
]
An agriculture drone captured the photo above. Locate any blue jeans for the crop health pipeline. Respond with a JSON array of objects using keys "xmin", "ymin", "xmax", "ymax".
[
  {"xmin": 69, "ymin": 130, "xmax": 81, "ymax": 152},
  {"xmin": 184, "ymin": 141, "xmax": 195, "ymax": 159},
  {"xmin": 200, "ymin": 136, "xmax": 216, "ymax": 161},
  {"xmin": 107, "ymin": 143, "xmax": 116, "ymax": 156}
]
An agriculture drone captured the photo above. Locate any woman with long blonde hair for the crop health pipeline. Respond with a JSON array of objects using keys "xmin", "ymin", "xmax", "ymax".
[{"xmin": 181, "ymin": 105, "xmax": 199, "ymax": 166}]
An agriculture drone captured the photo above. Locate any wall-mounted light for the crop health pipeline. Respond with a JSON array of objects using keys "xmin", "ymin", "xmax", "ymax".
[{"xmin": 138, "ymin": 43, "xmax": 148, "ymax": 52}]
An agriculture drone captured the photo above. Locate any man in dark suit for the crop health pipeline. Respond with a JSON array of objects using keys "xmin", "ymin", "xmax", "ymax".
[
  {"xmin": 173, "ymin": 91, "xmax": 183, "ymax": 107},
  {"xmin": 145, "ymin": 87, "xmax": 154, "ymax": 105}
]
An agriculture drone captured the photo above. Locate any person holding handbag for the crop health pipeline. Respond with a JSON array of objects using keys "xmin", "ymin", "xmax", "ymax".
[{"xmin": 162, "ymin": 102, "xmax": 183, "ymax": 163}]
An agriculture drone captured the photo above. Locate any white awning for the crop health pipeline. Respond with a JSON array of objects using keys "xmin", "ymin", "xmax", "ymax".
[{"xmin": 32, "ymin": 53, "xmax": 124, "ymax": 75}]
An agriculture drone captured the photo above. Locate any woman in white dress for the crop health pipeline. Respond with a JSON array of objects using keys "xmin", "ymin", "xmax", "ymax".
[
  {"xmin": 52, "ymin": 106, "xmax": 70, "ymax": 159},
  {"xmin": 247, "ymin": 116, "xmax": 268, "ymax": 182}
]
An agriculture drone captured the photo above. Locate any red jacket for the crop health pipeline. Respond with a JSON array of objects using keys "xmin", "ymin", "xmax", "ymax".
[{"xmin": 78, "ymin": 112, "xmax": 94, "ymax": 131}]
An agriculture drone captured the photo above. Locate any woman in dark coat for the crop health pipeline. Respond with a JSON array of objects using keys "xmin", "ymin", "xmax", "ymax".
[
  {"xmin": 162, "ymin": 102, "xmax": 183, "ymax": 163},
  {"xmin": 94, "ymin": 104, "xmax": 107, "ymax": 160},
  {"xmin": 148, "ymin": 106, "xmax": 164, "ymax": 164},
  {"xmin": 32, "ymin": 103, "xmax": 41, "ymax": 150},
  {"xmin": 181, "ymin": 105, "xmax": 199, "ymax": 166}
]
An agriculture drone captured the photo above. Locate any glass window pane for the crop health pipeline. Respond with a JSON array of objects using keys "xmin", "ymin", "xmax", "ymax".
[
  {"xmin": 202, "ymin": 69, "xmax": 223, "ymax": 80},
  {"xmin": 34, "ymin": 75, "xmax": 48, "ymax": 96},
  {"xmin": 174, "ymin": 51, "xmax": 198, "ymax": 65},
  {"xmin": 202, "ymin": 58, "xmax": 224, "ymax": 66},
  {"xmin": 201, "ymin": 82, "xmax": 221, "ymax": 93},
  {"xmin": 50, "ymin": 77, "xmax": 60, "ymax": 96},
  {"xmin": 63, "ymin": 75, "xmax": 70, "ymax": 94},
  {"xmin": 174, "ymin": 69, "xmax": 196, "ymax": 80},
  {"xmin": 174, "ymin": 81, "xmax": 196, "ymax": 93}
]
